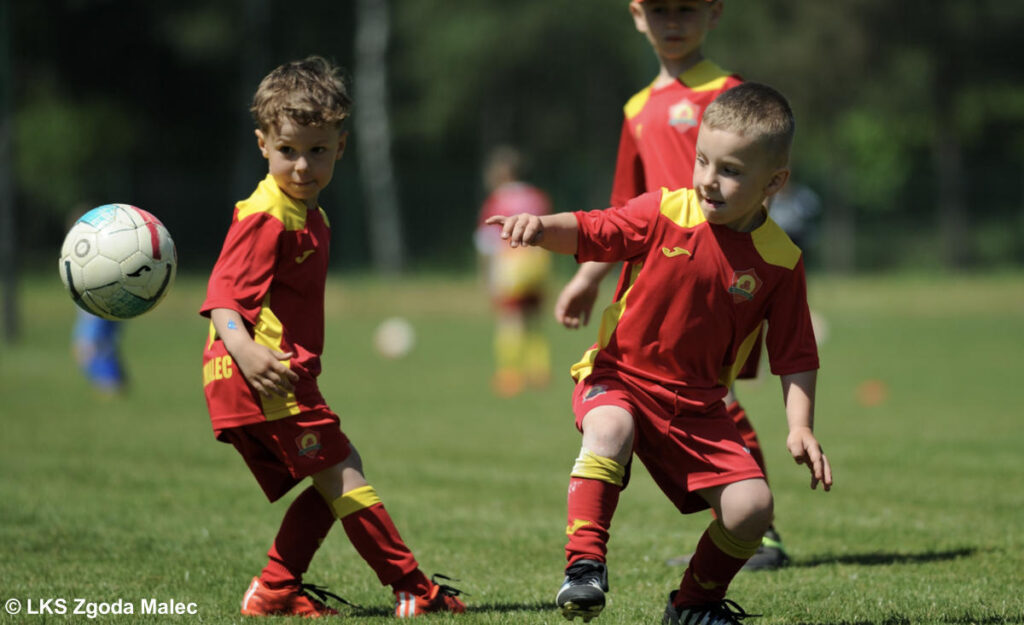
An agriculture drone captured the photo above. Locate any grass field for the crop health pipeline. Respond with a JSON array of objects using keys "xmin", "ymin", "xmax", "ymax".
[{"xmin": 1, "ymin": 270, "xmax": 1023, "ymax": 625}]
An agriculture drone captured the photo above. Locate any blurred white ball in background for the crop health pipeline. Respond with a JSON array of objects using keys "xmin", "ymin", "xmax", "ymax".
[{"xmin": 374, "ymin": 317, "xmax": 416, "ymax": 359}]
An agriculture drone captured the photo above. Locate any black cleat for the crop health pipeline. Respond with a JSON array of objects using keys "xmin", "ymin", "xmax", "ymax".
[{"xmin": 555, "ymin": 559, "xmax": 609, "ymax": 622}]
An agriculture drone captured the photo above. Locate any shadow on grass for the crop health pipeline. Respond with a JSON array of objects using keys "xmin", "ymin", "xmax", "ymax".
[
  {"xmin": 793, "ymin": 546, "xmax": 978, "ymax": 568},
  {"xmin": 346, "ymin": 600, "xmax": 552, "ymax": 618},
  {"xmin": 793, "ymin": 615, "xmax": 1024, "ymax": 625}
]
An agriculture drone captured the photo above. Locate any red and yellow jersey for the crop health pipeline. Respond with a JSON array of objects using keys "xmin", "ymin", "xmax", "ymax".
[
  {"xmin": 571, "ymin": 188, "xmax": 818, "ymax": 411},
  {"xmin": 610, "ymin": 60, "xmax": 743, "ymax": 207},
  {"xmin": 200, "ymin": 174, "xmax": 331, "ymax": 430}
]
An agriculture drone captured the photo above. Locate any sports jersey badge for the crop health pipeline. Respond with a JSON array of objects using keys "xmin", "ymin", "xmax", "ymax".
[
  {"xmin": 583, "ymin": 384, "xmax": 608, "ymax": 402},
  {"xmin": 295, "ymin": 430, "xmax": 322, "ymax": 457},
  {"xmin": 728, "ymin": 269, "xmax": 762, "ymax": 303},
  {"xmin": 668, "ymin": 98, "xmax": 700, "ymax": 130}
]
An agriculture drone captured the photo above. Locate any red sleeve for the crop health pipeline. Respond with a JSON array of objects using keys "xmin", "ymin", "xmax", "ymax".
[
  {"xmin": 574, "ymin": 190, "xmax": 663, "ymax": 263},
  {"xmin": 200, "ymin": 210, "xmax": 282, "ymax": 325},
  {"xmin": 765, "ymin": 258, "xmax": 820, "ymax": 375},
  {"xmin": 609, "ymin": 117, "xmax": 645, "ymax": 207}
]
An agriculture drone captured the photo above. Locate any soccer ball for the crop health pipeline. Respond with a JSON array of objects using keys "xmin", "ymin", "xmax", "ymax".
[
  {"xmin": 59, "ymin": 204, "xmax": 177, "ymax": 320},
  {"xmin": 374, "ymin": 317, "xmax": 415, "ymax": 359}
]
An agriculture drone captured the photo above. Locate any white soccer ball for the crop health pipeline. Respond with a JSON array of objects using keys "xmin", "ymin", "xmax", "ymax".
[
  {"xmin": 374, "ymin": 317, "xmax": 415, "ymax": 359},
  {"xmin": 59, "ymin": 204, "xmax": 177, "ymax": 320}
]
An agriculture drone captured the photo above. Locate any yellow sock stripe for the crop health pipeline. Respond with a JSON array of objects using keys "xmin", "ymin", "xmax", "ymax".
[
  {"xmin": 707, "ymin": 520, "xmax": 763, "ymax": 560},
  {"xmin": 570, "ymin": 449, "xmax": 626, "ymax": 487},
  {"xmin": 329, "ymin": 485, "xmax": 382, "ymax": 520}
]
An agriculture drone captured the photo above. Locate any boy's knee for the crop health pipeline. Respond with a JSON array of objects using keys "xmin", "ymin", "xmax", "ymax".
[
  {"xmin": 718, "ymin": 479, "xmax": 773, "ymax": 534},
  {"xmin": 580, "ymin": 407, "xmax": 634, "ymax": 462}
]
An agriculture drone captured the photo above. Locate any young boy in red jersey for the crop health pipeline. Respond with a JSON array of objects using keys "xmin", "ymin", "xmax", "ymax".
[
  {"xmin": 199, "ymin": 56, "xmax": 465, "ymax": 619},
  {"xmin": 555, "ymin": 0, "xmax": 790, "ymax": 571},
  {"xmin": 489, "ymin": 83, "xmax": 832, "ymax": 624},
  {"xmin": 474, "ymin": 145, "xmax": 553, "ymax": 396}
]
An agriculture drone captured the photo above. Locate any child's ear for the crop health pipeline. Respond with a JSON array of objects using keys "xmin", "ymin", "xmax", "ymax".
[
  {"xmin": 708, "ymin": 1, "xmax": 725, "ymax": 29},
  {"xmin": 336, "ymin": 131, "xmax": 349, "ymax": 161},
  {"xmin": 764, "ymin": 168, "xmax": 790, "ymax": 198},
  {"xmin": 255, "ymin": 129, "xmax": 270, "ymax": 159},
  {"xmin": 629, "ymin": 2, "xmax": 647, "ymax": 33}
]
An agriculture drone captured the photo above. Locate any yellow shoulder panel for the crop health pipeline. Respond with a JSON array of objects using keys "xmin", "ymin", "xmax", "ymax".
[
  {"xmin": 623, "ymin": 85, "xmax": 654, "ymax": 120},
  {"xmin": 236, "ymin": 175, "xmax": 308, "ymax": 231},
  {"xmin": 679, "ymin": 60, "xmax": 732, "ymax": 93},
  {"xmin": 751, "ymin": 218, "xmax": 802, "ymax": 269},
  {"xmin": 658, "ymin": 188, "xmax": 706, "ymax": 228}
]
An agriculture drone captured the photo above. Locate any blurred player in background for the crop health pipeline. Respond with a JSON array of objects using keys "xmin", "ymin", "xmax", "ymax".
[
  {"xmin": 72, "ymin": 310, "xmax": 126, "ymax": 395},
  {"xmin": 554, "ymin": 0, "xmax": 791, "ymax": 571},
  {"xmin": 474, "ymin": 145, "xmax": 552, "ymax": 397},
  {"xmin": 768, "ymin": 178, "xmax": 821, "ymax": 253}
]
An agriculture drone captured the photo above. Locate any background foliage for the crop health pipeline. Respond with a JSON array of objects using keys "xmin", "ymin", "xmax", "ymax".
[{"xmin": 5, "ymin": 0, "xmax": 1024, "ymax": 274}]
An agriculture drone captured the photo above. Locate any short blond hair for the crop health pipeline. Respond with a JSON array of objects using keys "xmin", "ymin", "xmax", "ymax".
[
  {"xmin": 702, "ymin": 83, "xmax": 795, "ymax": 166},
  {"xmin": 250, "ymin": 56, "xmax": 351, "ymax": 131}
]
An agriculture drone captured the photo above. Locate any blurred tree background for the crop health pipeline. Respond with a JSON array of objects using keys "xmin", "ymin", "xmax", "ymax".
[{"xmin": 3, "ymin": 0, "xmax": 1023, "ymax": 279}]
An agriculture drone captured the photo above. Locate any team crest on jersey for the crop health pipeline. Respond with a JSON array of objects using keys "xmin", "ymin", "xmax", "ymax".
[
  {"xmin": 295, "ymin": 430, "xmax": 322, "ymax": 457},
  {"xmin": 583, "ymin": 384, "xmax": 608, "ymax": 402},
  {"xmin": 668, "ymin": 98, "xmax": 700, "ymax": 130},
  {"xmin": 728, "ymin": 269, "xmax": 762, "ymax": 302}
]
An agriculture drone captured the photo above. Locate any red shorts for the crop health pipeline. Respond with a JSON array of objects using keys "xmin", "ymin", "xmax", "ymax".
[
  {"xmin": 216, "ymin": 409, "xmax": 351, "ymax": 502},
  {"xmin": 572, "ymin": 372, "xmax": 764, "ymax": 514}
]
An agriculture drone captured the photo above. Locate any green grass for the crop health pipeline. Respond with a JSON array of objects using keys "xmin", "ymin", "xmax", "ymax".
[{"xmin": 1, "ymin": 271, "xmax": 1023, "ymax": 624}]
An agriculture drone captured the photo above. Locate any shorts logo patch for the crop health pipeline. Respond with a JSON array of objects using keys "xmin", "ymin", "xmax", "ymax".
[
  {"xmin": 583, "ymin": 384, "xmax": 607, "ymax": 401},
  {"xmin": 728, "ymin": 269, "xmax": 762, "ymax": 303},
  {"xmin": 295, "ymin": 430, "xmax": 322, "ymax": 457}
]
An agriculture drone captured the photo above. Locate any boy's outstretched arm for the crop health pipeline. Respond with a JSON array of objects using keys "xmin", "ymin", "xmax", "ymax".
[
  {"xmin": 211, "ymin": 307, "xmax": 299, "ymax": 398},
  {"xmin": 780, "ymin": 369, "xmax": 833, "ymax": 491},
  {"xmin": 485, "ymin": 212, "xmax": 579, "ymax": 255}
]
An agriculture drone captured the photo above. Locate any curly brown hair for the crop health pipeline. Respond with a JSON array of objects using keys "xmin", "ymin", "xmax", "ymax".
[{"xmin": 250, "ymin": 56, "xmax": 351, "ymax": 131}]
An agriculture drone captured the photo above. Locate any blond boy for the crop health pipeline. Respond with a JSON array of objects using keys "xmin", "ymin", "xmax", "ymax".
[{"xmin": 491, "ymin": 83, "xmax": 831, "ymax": 624}]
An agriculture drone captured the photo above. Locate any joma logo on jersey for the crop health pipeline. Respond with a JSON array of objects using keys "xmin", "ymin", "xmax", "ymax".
[
  {"xmin": 661, "ymin": 246, "xmax": 691, "ymax": 258},
  {"xmin": 296, "ymin": 431, "xmax": 322, "ymax": 457},
  {"xmin": 728, "ymin": 269, "xmax": 762, "ymax": 302},
  {"xmin": 668, "ymin": 98, "xmax": 699, "ymax": 129}
]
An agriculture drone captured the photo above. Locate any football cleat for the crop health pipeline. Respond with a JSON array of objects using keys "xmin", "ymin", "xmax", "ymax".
[
  {"xmin": 240, "ymin": 576, "xmax": 351, "ymax": 618},
  {"xmin": 741, "ymin": 527, "xmax": 790, "ymax": 571},
  {"xmin": 394, "ymin": 574, "xmax": 466, "ymax": 618},
  {"xmin": 662, "ymin": 591, "xmax": 760, "ymax": 625},
  {"xmin": 555, "ymin": 559, "xmax": 608, "ymax": 622}
]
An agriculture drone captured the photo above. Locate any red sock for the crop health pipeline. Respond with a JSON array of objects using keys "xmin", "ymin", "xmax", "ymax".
[
  {"xmin": 261, "ymin": 486, "xmax": 336, "ymax": 588},
  {"xmin": 334, "ymin": 487, "xmax": 419, "ymax": 586},
  {"xmin": 391, "ymin": 568, "xmax": 432, "ymax": 596},
  {"xmin": 565, "ymin": 477, "xmax": 621, "ymax": 564},
  {"xmin": 727, "ymin": 401, "xmax": 767, "ymax": 480},
  {"xmin": 675, "ymin": 521, "xmax": 760, "ymax": 607}
]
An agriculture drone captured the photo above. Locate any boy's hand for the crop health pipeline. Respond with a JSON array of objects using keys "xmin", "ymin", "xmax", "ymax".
[
  {"xmin": 787, "ymin": 426, "xmax": 832, "ymax": 491},
  {"xmin": 555, "ymin": 274, "xmax": 600, "ymax": 328},
  {"xmin": 232, "ymin": 341, "xmax": 300, "ymax": 398},
  {"xmin": 485, "ymin": 214, "xmax": 544, "ymax": 248}
]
